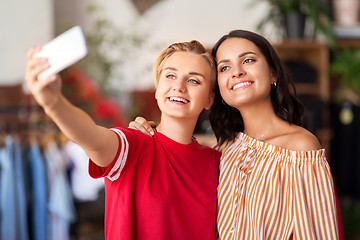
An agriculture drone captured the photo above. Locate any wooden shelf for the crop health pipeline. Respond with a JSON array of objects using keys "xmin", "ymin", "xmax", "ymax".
[
  {"xmin": 336, "ymin": 39, "xmax": 360, "ymax": 48},
  {"xmin": 273, "ymin": 40, "xmax": 330, "ymax": 102},
  {"xmin": 273, "ymin": 41, "xmax": 331, "ymax": 156}
]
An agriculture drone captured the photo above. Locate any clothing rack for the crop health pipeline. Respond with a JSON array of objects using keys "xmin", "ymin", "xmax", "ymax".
[
  {"xmin": 0, "ymin": 105, "xmax": 46, "ymax": 130},
  {"xmin": 0, "ymin": 104, "xmax": 42, "ymax": 115},
  {"xmin": 0, "ymin": 84, "xmax": 51, "ymax": 134},
  {"xmin": 0, "ymin": 85, "xmax": 79, "ymax": 240},
  {"xmin": 0, "ymin": 84, "xmax": 105, "ymax": 240}
]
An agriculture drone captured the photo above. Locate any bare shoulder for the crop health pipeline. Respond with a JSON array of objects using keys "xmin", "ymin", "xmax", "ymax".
[
  {"xmin": 272, "ymin": 124, "xmax": 322, "ymax": 151},
  {"xmin": 289, "ymin": 127, "xmax": 322, "ymax": 151}
]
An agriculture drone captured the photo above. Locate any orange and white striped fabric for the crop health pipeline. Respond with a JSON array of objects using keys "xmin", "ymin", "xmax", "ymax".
[{"xmin": 216, "ymin": 133, "xmax": 339, "ymax": 240}]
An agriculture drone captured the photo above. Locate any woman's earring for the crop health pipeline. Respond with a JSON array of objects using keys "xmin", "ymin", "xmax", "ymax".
[{"xmin": 272, "ymin": 82, "xmax": 277, "ymax": 88}]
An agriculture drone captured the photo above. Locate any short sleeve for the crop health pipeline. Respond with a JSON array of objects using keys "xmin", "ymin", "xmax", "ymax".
[{"xmin": 88, "ymin": 128, "xmax": 130, "ymax": 181}]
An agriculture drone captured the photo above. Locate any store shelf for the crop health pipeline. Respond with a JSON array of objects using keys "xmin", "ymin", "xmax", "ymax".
[{"xmin": 273, "ymin": 40, "xmax": 330, "ymax": 102}]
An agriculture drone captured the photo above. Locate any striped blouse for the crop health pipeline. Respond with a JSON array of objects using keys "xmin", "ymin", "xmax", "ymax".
[{"xmin": 216, "ymin": 132, "xmax": 339, "ymax": 240}]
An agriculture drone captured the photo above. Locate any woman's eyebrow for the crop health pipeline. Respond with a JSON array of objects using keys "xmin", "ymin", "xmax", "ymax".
[
  {"xmin": 238, "ymin": 51, "xmax": 256, "ymax": 58},
  {"xmin": 163, "ymin": 67, "xmax": 177, "ymax": 71},
  {"xmin": 189, "ymin": 72, "xmax": 205, "ymax": 78},
  {"xmin": 217, "ymin": 51, "xmax": 257, "ymax": 65},
  {"xmin": 163, "ymin": 67, "xmax": 205, "ymax": 78}
]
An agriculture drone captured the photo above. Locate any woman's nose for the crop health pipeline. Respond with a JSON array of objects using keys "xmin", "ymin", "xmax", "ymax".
[
  {"xmin": 232, "ymin": 66, "xmax": 245, "ymax": 78},
  {"xmin": 172, "ymin": 80, "xmax": 186, "ymax": 92}
]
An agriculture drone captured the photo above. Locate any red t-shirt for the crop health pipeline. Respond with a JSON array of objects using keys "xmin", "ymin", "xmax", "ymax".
[{"xmin": 89, "ymin": 127, "xmax": 220, "ymax": 240}]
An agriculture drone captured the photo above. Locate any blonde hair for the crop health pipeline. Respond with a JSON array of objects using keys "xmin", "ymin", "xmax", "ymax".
[{"xmin": 153, "ymin": 40, "xmax": 217, "ymax": 92}]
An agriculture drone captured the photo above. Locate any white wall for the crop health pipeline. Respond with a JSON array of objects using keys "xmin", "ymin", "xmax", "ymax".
[
  {"xmin": 0, "ymin": 0, "xmax": 275, "ymax": 89},
  {"xmin": 0, "ymin": 0, "xmax": 54, "ymax": 86},
  {"xmin": 92, "ymin": 0, "xmax": 275, "ymax": 91},
  {"xmin": 117, "ymin": 0, "xmax": 275, "ymax": 90}
]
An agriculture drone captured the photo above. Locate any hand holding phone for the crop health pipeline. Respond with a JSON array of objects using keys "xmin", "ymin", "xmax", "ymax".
[{"xmin": 34, "ymin": 26, "xmax": 87, "ymax": 81}]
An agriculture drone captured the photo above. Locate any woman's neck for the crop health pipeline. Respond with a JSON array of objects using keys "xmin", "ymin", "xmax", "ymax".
[
  {"xmin": 156, "ymin": 115, "xmax": 197, "ymax": 145},
  {"xmin": 239, "ymin": 102, "xmax": 279, "ymax": 140}
]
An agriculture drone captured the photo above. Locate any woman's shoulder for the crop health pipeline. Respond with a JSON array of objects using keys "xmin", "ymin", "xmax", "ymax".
[{"xmin": 271, "ymin": 124, "xmax": 322, "ymax": 152}]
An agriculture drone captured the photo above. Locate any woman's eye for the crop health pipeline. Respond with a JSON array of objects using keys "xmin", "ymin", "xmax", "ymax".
[
  {"xmin": 188, "ymin": 79, "xmax": 199, "ymax": 84},
  {"xmin": 220, "ymin": 66, "xmax": 230, "ymax": 72},
  {"xmin": 166, "ymin": 74, "xmax": 176, "ymax": 79},
  {"xmin": 243, "ymin": 58, "xmax": 255, "ymax": 64}
]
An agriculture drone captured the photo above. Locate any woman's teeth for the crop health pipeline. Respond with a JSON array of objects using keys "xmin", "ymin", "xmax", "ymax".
[
  {"xmin": 169, "ymin": 97, "xmax": 189, "ymax": 103},
  {"xmin": 232, "ymin": 81, "xmax": 252, "ymax": 90}
]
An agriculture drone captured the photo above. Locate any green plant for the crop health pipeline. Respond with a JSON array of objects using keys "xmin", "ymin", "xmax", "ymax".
[
  {"xmin": 331, "ymin": 48, "xmax": 360, "ymax": 92},
  {"xmin": 330, "ymin": 48, "xmax": 360, "ymax": 104},
  {"xmin": 256, "ymin": 0, "xmax": 335, "ymax": 46},
  {"xmin": 340, "ymin": 197, "xmax": 360, "ymax": 239},
  {"xmin": 307, "ymin": 0, "xmax": 335, "ymax": 46},
  {"xmin": 78, "ymin": 4, "xmax": 147, "ymax": 96}
]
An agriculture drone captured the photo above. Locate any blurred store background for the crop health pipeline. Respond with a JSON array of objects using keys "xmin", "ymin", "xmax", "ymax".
[{"xmin": 1, "ymin": 0, "xmax": 360, "ymax": 239}]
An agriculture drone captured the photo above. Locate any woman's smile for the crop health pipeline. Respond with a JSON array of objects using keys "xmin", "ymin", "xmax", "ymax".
[
  {"xmin": 232, "ymin": 81, "xmax": 253, "ymax": 90},
  {"xmin": 168, "ymin": 96, "xmax": 189, "ymax": 104}
]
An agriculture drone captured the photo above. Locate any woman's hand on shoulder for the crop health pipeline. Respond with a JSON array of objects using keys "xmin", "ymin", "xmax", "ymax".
[{"xmin": 128, "ymin": 117, "xmax": 156, "ymax": 136}]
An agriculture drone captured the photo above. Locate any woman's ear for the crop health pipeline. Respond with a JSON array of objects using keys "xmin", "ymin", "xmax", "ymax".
[
  {"xmin": 270, "ymin": 71, "xmax": 277, "ymax": 85},
  {"xmin": 204, "ymin": 92, "xmax": 215, "ymax": 110},
  {"xmin": 271, "ymin": 70, "xmax": 277, "ymax": 81},
  {"xmin": 154, "ymin": 88, "xmax": 158, "ymax": 100}
]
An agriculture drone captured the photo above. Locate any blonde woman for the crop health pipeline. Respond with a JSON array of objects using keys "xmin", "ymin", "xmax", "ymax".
[{"xmin": 25, "ymin": 40, "xmax": 220, "ymax": 240}]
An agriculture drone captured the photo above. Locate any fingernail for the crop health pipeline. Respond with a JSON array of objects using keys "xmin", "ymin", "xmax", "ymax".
[{"xmin": 150, "ymin": 131, "xmax": 154, "ymax": 136}]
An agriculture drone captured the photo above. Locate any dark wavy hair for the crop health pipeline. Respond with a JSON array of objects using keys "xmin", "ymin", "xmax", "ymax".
[{"xmin": 209, "ymin": 30, "xmax": 304, "ymax": 145}]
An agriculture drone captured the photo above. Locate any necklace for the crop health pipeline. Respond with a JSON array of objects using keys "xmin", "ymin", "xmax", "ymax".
[
  {"xmin": 246, "ymin": 122, "xmax": 277, "ymax": 140},
  {"xmin": 258, "ymin": 127, "xmax": 273, "ymax": 140},
  {"xmin": 258, "ymin": 122, "xmax": 276, "ymax": 140}
]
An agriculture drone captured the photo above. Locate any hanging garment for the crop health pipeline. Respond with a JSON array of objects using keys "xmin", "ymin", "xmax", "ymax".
[
  {"xmin": 0, "ymin": 135, "xmax": 29, "ymax": 240},
  {"xmin": 13, "ymin": 136, "xmax": 29, "ymax": 240},
  {"xmin": 62, "ymin": 140, "xmax": 104, "ymax": 202},
  {"xmin": 0, "ymin": 136, "xmax": 16, "ymax": 240},
  {"xmin": 44, "ymin": 140, "xmax": 76, "ymax": 240},
  {"xmin": 27, "ymin": 142, "xmax": 48, "ymax": 240}
]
